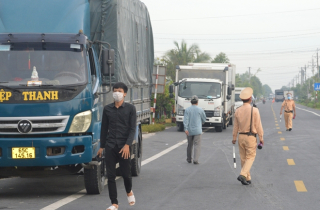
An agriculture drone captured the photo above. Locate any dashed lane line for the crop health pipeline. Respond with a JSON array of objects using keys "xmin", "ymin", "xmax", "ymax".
[
  {"xmin": 287, "ymin": 159, "xmax": 295, "ymax": 165},
  {"xmin": 278, "ymin": 131, "xmax": 282, "ymax": 134},
  {"xmin": 41, "ymin": 139, "xmax": 188, "ymax": 210},
  {"xmin": 294, "ymin": 181, "xmax": 307, "ymax": 192},
  {"xmin": 276, "ymin": 127, "xmax": 280, "ymax": 129},
  {"xmin": 280, "ymin": 138, "xmax": 285, "ymax": 141},
  {"xmin": 283, "ymin": 146, "xmax": 289, "ymax": 151}
]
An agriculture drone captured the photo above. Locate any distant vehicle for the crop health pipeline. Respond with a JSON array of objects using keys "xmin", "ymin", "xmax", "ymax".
[
  {"xmin": 284, "ymin": 91, "xmax": 294, "ymax": 100},
  {"xmin": 235, "ymin": 87, "xmax": 245, "ymax": 109},
  {"xmin": 275, "ymin": 89, "xmax": 285, "ymax": 102},
  {"xmin": 170, "ymin": 63, "xmax": 236, "ymax": 132}
]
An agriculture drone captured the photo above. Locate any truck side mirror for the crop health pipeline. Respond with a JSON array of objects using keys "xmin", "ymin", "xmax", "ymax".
[
  {"xmin": 231, "ymin": 84, "xmax": 235, "ymax": 90},
  {"xmin": 169, "ymin": 85, "xmax": 174, "ymax": 94},
  {"xmin": 227, "ymin": 95, "xmax": 231, "ymax": 100},
  {"xmin": 102, "ymin": 49, "xmax": 115, "ymax": 76},
  {"xmin": 170, "ymin": 93, "xmax": 174, "ymax": 98},
  {"xmin": 227, "ymin": 86, "xmax": 232, "ymax": 95}
]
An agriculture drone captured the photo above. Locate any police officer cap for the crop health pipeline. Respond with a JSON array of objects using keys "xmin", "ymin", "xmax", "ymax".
[
  {"xmin": 240, "ymin": 87, "xmax": 253, "ymax": 100},
  {"xmin": 191, "ymin": 95, "xmax": 198, "ymax": 101}
]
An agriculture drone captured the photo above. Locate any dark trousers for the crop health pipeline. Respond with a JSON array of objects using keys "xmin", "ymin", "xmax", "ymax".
[{"xmin": 105, "ymin": 145, "xmax": 132, "ymax": 205}]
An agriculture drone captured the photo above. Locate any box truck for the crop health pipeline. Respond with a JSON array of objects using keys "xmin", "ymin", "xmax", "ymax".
[
  {"xmin": 170, "ymin": 63, "xmax": 235, "ymax": 132},
  {"xmin": 0, "ymin": 0, "xmax": 154, "ymax": 194}
]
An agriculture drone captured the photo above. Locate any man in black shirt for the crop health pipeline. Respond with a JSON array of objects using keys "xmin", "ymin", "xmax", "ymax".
[{"xmin": 97, "ymin": 82, "xmax": 136, "ymax": 210}]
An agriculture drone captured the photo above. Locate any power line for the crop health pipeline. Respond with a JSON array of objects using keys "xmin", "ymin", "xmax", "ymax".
[
  {"xmin": 154, "ymin": 28, "xmax": 320, "ymax": 36},
  {"xmin": 152, "ymin": 7, "xmax": 320, "ymax": 21},
  {"xmin": 154, "ymin": 32, "xmax": 320, "ymax": 41}
]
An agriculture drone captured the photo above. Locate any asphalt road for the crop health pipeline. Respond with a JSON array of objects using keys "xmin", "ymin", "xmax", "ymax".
[{"xmin": 1, "ymin": 100, "xmax": 320, "ymax": 210}]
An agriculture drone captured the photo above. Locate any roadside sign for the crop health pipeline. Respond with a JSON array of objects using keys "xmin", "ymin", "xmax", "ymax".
[
  {"xmin": 152, "ymin": 65, "xmax": 166, "ymax": 94},
  {"xmin": 314, "ymin": 83, "xmax": 320, "ymax": 91}
]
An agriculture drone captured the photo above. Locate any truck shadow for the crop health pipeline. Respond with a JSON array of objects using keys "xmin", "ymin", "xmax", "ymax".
[{"xmin": 0, "ymin": 175, "xmax": 86, "ymax": 198}]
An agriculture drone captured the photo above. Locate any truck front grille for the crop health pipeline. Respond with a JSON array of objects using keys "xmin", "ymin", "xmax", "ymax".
[
  {"xmin": 0, "ymin": 116, "xmax": 69, "ymax": 134},
  {"xmin": 204, "ymin": 111, "xmax": 214, "ymax": 118}
]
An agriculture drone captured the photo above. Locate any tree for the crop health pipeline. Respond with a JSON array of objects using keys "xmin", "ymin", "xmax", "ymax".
[
  {"xmin": 163, "ymin": 40, "xmax": 211, "ymax": 79},
  {"xmin": 262, "ymin": 84, "xmax": 272, "ymax": 96},
  {"xmin": 151, "ymin": 83, "xmax": 175, "ymax": 119},
  {"xmin": 211, "ymin": 52, "xmax": 230, "ymax": 63}
]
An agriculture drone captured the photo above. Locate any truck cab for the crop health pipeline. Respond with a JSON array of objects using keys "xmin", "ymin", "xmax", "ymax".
[{"xmin": 171, "ymin": 63, "xmax": 235, "ymax": 132}]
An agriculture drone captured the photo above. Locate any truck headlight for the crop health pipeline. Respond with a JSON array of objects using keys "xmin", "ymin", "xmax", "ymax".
[
  {"xmin": 178, "ymin": 109, "xmax": 184, "ymax": 116},
  {"xmin": 177, "ymin": 105, "xmax": 184, "ymax": 116},
  {"xmin": 214, "ymin": 107, "xmax": 220, "ymax": 117},
  {"xmin": 69, "ymin": 110, "xmax": 92, "ymax": 133}
]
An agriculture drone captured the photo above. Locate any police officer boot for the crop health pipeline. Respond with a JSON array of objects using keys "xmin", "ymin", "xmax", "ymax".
[{"xmin": 237, "ymin": 175, "xmax": 249, "ymax": 185}]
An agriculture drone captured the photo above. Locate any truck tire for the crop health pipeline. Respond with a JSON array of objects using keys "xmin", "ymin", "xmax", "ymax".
[
  {"xmin": 84, "ymin": 156, "xmax": 106, "ymax": 194},
  {"xmin": 131, "ymin": 126, "xmax": 142, "ymax": 176},
  {"xmin": 215, "ymin": 126, "xmax": 223, "ymax": 132},
  {"xmin": 177, "ymin": 123, "xmax": 184, "ymax": 132}
]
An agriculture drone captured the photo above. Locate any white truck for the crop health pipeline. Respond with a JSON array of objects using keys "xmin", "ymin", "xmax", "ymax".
[
  {"xmin": 284, "ymin": 91, "xmax": 294, "ymax": 100},
  {"xmin": 169, "ymin": 63, "xmax": 236, "ymax": 132}
]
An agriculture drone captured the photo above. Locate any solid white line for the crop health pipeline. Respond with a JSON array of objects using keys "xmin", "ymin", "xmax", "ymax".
[
  {"xmin": 142, "ymin": 139, "xmax": 187, "ymax": 166},
  {"xmin": 296, "ymin": 106, "xmax": 320, "ymax": 117},
  {"xmin": 41, "ymin": 139, "xmax": 187, "ymax": 210}
]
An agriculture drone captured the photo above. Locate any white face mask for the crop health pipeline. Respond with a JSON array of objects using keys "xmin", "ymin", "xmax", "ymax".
[{"xmin": 113, "ymin": 92, "xmax": 124, "ymax": 102}]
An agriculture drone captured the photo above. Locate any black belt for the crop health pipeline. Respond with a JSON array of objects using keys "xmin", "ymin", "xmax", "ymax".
[
  {"xmin": 239, "ymin": 132, "xmax": 257, "ymax": 137},
  {"xmin": 285, "ymin": 110, "xmax": 293, "ymax": 113}
]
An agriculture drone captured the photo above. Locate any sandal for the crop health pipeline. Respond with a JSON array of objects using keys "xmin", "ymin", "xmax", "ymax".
[
  {"xmin": 127, "ymin": 191, "xmax": 136, "ymax": 206},
  {"xmin": 106, "ymin": 205, "xmax": 118, "ymax": 210}
]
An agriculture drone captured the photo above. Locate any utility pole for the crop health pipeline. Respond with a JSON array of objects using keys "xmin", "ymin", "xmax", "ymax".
[
  {"xmin": 312, "ymin": 58, "xmax": 315, "ymax": 76},
  {"xmin": 305, "ymin": 65, "xmax": 307, "ymax": 82},
  {"xmin": 317, "ymin": 48, "xmax": 319, "ymax": 78}
]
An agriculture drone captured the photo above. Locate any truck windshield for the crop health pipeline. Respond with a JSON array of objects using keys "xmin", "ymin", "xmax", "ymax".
[
  {"xmin": 178, "ymin": 82, "xmax": 221, "ymax": 99},
  {"xmin": 276, "ymin": 92, "xmax": 283, "ymax": 95},
  {"xmin": 0, "ymin": 43, "xmax": 87, "ymax": 87},
  {"xmin": 235, "ymin": 93, "xmax": 241, "ymax": 101}
]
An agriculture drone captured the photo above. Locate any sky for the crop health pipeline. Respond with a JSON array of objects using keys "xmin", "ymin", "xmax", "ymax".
[{"xmin": 140, "ymin": 0, "xmax": 320, "ymax": 91}]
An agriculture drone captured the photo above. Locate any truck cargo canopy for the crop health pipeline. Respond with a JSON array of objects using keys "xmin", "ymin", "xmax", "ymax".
[{"xmin": 90, "ymin": 0, "xmax": 154, "ymax": 86}]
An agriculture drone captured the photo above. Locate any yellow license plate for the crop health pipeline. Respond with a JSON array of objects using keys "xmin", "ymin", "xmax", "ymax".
[{"xmin": 12, "ymin": 147, "xmax": 35, "ymax": 159}]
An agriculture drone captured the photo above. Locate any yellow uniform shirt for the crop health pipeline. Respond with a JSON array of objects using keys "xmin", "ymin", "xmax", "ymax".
[
  {"xmin": 233, "ymin": 103, "xmax": 264, "ymax": 141},
  {"xmin": 281, "ymin": 100, "xmax": 295, "ymax": 112}
]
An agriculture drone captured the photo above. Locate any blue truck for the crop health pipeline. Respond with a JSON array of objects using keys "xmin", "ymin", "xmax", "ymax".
[{"xmin": 0, "ymin": 0, "xmax": 154, "ymax": 194}]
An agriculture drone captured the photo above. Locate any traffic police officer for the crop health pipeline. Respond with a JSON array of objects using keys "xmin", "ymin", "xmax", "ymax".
[
  {"xmin": 232, "ymin": 87, "xmax": 264, "ymax": 185},
  {"xmin": 280, "ymin": 93, "xmax": 296, "ymax": 131}
]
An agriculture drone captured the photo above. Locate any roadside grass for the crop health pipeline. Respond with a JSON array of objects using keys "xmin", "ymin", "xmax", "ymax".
[
  {"xmin": 297, "ymin": 101, "xmax": 320, "ymax": 110},
  {"xmin": 141, "ymin": 123, "xmax": 176, "ymax": 133},
  {"xmin": 142, "ymin": 124, "xmax": 165, "ymax": 133}
]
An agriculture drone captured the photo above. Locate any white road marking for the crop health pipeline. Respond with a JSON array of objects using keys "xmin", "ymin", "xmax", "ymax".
[
  {"xmin": 41, "ymin": 139, "xmax": 187, "ymax": 210},
  {"xmin": 142, "ymin": 139, "xmax": 187, "ymax": 166},
  {"xmin": 296, "ymin": 106, "xmax": 320, "ymax": 117}
]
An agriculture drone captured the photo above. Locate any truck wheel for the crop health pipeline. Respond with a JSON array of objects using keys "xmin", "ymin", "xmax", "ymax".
[
  {"xmin": 215, "ymin": 126, "xmax": 223, "ymax": 132},
  {"xmin": 177, "ymin": 123, "xmax": 184, "ymax": 132},
  {"xmin": 131, "ymin": 133, "xmax": 142, "ymax": 176},
  {"xmin": 84, "ymin": 156, "xmax": 106, "ymax": 194}
]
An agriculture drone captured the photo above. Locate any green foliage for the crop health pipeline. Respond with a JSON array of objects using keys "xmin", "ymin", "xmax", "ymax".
[
  {"xmin": 236, "ymin": 71, "xmax": 271, "ymax": 98},
  {"xmin": 262, "ymin": 84, "xmax": 272, "ymax": 96},
  {"xmin": 151, "ymin": 83, "xmax": 175, "ymax": 119},
  {"xmin": 290, "ymin": 75, "xmax": 320, "ymax": 109},
  {"xmin": 211, "ymin": 52, "xmax": 230, "ymax": 63},
  {"xmin": 141, "ymin": 124, "xmax": 165, "ymax": 133},
  {"xmin": 163, "ymin": 40, "xmax": 211, "ymax": 80}
]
